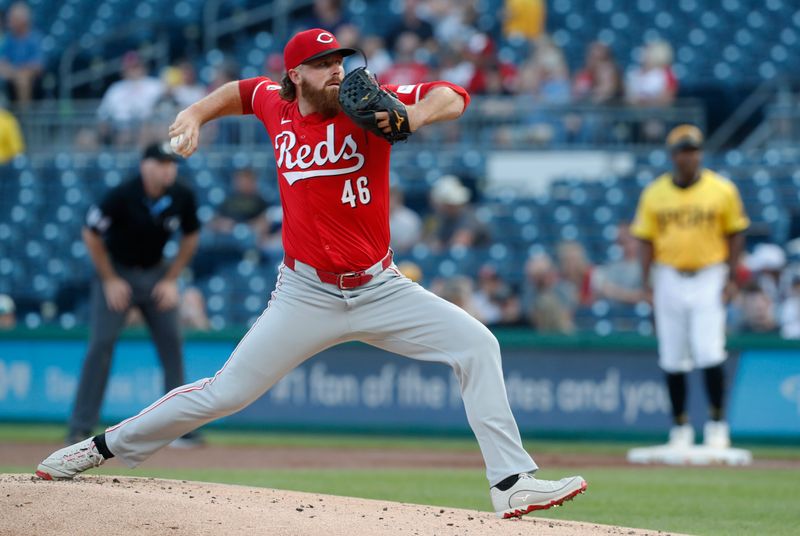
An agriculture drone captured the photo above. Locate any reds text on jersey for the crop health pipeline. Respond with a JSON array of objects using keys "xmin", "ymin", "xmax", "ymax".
[{"xmin": 239, "ymin": 78, "xmax": 469, "ymax": 273}]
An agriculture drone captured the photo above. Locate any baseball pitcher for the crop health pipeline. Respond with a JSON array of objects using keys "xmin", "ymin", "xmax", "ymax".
[{"xmin": 36, "ymin": 29, "xmax": 586, "ymax": 518}]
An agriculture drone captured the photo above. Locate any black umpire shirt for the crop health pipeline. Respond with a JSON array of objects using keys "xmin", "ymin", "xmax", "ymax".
[{"xmin": 85, "ymin": 175, "xmax": 200, "ymax": 268}]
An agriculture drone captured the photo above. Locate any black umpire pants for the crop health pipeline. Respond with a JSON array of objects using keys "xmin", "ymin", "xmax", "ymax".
[{"xmin": 67, "ymin": 262, "xmax": 185, "ymax": 439}]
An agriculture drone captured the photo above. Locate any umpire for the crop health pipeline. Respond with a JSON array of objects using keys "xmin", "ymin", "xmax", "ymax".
[{"xmin": 67, "ymin": 141, "xmax": 200, "ymax": 444}]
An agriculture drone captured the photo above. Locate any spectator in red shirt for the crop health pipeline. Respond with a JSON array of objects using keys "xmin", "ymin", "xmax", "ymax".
[
  {"xmin": 625, "ymin": 40, "xmax": 677, "ymax": 106},
  {"xmin": 573, "ymin": 41, "xmax": 623, "ymax": 104},
  {"xmin": 461, "ymin": 32, "xmax": 518, "ymax": 96},
  {"xmin": 625, "ymin": 40, "xmax": 678, "ymax": 142},
  {"xmin": 380, "ymin": 31, "xmax": 430, "ymax": 86}
]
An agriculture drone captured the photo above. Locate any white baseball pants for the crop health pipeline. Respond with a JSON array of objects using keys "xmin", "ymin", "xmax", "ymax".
[
  {"xmin": 653, "ymin": 263, "xmax": 728, "ymax": 373},
  {"xmin": 105, "ymin": 259, "xmax": 537, "ymax": 485}
]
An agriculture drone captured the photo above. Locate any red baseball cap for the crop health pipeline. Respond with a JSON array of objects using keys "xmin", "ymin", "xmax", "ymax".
[{"xmin": 283, "ymin": 28, "xmax": 357, "ymax": 71}]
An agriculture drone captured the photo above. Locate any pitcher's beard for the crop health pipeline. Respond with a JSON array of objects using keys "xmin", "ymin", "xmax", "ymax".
[{"xmin": 300, "ymin": 80, "xmax": 341, "ymax": 118}]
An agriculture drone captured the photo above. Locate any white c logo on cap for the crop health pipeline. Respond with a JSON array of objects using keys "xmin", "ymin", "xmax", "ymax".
[{"xmin": 316, "ymin": 32, "xmax": 334, "ymax": 43}]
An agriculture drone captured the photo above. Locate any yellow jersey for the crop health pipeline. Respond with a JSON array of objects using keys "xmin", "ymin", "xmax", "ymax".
[
  {"xmin": 503, "ymin": 0, "xmax": 545, "ymax": 40},
  {"xmin": 0, "ymin": 109, "xmax": 25, "ymax": 164},
  {"xmin": 631, "ymin": 169, "xmax": 749, "ymax": 270}
]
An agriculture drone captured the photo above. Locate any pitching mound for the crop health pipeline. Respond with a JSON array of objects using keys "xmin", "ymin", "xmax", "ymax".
[{"xmin": 0, "ymin": 474, "xmax": 673, "ymax": 536}]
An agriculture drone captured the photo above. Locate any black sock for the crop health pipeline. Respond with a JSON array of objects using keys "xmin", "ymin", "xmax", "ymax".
[
  {"xmin": 665, "ymin": 372, "xmax": 688, "ymax": 425},
  {"xmin": 493, "ymin": 474, "xmax": 520, "ymax": 491},
  {"xmin": 93, "ymin": 433, "xmax": 115, "ymax": 459},
  {"xmin": 703, "ymin": 364, "xmax": 725, "ymax": 421}
]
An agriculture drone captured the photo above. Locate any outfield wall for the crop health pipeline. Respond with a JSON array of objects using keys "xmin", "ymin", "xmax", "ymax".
[{"xmin": 0, "ymin": 329, "xmax": 798, "ymax": 439}]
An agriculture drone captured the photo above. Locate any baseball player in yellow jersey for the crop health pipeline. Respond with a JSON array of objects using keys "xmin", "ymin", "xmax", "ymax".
[{"xmin": 631, "ymin": 124, "xmax": 749, "ymax": 450}]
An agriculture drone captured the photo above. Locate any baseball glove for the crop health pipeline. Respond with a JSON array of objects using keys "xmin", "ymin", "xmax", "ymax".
[{"xmin": 338, "ymin": 67, "xmax": 412, "ymax": 144}]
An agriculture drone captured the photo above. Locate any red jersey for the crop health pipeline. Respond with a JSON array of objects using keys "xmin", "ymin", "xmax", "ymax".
[{"xmin": 239, "ymin": 77, "xmax": 470, "ymax": 273}]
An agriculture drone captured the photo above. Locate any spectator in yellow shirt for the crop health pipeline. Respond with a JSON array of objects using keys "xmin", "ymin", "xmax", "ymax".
[
  {"xmin": 0, "ymin": 99, "xmax": 25, "ymax": 163},
  {"xmin": 503, "ymin": 0, "xmax": 545, "ymax": 41}
]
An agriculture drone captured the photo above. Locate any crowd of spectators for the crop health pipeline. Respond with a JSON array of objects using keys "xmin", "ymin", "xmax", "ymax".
[
  {"xmin": 384, "ymin": 176, "xmax": 800, "ymax": 340},
  {"xmin": 300, "ymin": 0, "xmax": 678, "ymax": 121},
  {"xmin": 1, "ymin": 0, "xmax": 682, "ymax": 146},
  {"xmin": 2, "ymin": 1, "xmax": 800, "ymax": 340},
  {"xmin": 0, "ymin": 0, "xmax": 698, "ymax": 162}
]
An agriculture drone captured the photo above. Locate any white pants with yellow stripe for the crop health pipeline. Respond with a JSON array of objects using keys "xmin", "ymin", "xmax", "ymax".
[{"xmin": 653, "ymin": 263, "xmax": 728, "ymax": 373}]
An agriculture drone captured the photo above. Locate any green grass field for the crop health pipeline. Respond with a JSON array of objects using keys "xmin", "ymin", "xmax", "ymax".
[
  {"xmin": 5, "ymin": 423, "xmax": 800, "ymax": 459},
  {"xmin": 2, "ymin": 424, "xmax": 799, "ymax": 535}
]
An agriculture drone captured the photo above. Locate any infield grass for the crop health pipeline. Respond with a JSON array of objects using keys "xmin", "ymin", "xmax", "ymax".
[{"xmin": 1, "ymin": 423, "xmax": 799, "ymax": 460}]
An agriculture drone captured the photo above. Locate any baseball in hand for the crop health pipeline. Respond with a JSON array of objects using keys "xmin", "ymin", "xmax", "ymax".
[{"xmin": 170, "ymin": 134, "xmax": 184, "ymax": 151}]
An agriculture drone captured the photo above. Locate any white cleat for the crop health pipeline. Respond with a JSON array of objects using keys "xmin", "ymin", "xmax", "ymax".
[
  {"xmin": 703, "ymin": 421, "xmax": 731, "ymax": 449},
  {"xmin": 668, "ymin": 424, "xmax": 695, "ymax": 449},
  {"xmin": 491, "ymin": 473, "xmax": 587, "ymax": 519},
  {"xmin": 35, "ymin": 437, "xmax": 106, "ymax": 480}
]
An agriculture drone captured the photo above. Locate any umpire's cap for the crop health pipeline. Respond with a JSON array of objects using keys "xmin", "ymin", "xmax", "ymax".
[
  {"xmin": 142, "ymin": 141, "xmax": 179, "ymax": 162},
  {"xmin": 666, "ymin": 124, "xmax": 704, "ymax": 152},
  {"xmin": 284, "ymin": 28, "xmax": 357, "ymax": 71}
]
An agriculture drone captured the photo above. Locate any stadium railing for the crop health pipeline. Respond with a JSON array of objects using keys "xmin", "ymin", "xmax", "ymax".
[{"xmin": 14, "ymin": 97, "xmax": 706, "ymax": 153}]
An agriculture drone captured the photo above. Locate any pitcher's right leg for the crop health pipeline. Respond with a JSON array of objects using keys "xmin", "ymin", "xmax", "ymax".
[{"xmin": 37, "ymin": 265, "xmax": 348, "ymax": 477}]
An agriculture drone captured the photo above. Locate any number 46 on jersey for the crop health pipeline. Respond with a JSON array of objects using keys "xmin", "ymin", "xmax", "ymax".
[{"xmin": 341, "ymin": 177, "xmax": 371, "ymax": 208}]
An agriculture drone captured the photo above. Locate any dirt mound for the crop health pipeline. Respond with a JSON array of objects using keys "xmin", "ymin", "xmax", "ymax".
[{"xmin": 0, "ymin": 474, "xmax": 680, "ymax": 536}]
